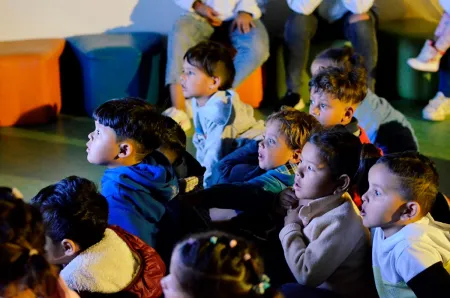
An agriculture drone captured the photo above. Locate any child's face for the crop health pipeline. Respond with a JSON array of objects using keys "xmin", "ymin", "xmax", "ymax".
[
  {"xmin": 161, "ymin": 249, "xmax": 186, "ymax": 298},
  {"xmin": 309, "ymin": 89, "xmax": 352, "ymax": 127},
  {"xmin": 293, "ymin": 142, "xmax": 337, "ymax": 201},
  {"xmin": 180, "ymin": 59, "xmax": 216, "ymax": 99},
  {"xmin": 86, "ymin": 121, "xmax": 120, "ymax": 166},
  {"xmin": 361, "ymin": 163, "xmax": 407, "ymax": 233},
  {"xmin": 258, "ymin": 120, "xmax": 298, "ymax": 170}
]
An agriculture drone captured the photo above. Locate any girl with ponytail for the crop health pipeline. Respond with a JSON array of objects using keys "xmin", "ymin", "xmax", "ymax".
[
  {"xmin": 161, "ymin": 231, "xmax": 282, "ymax": 298},
  {"xmin": 0, "ymin": 188, "xmax": 78, "ymax": 298}
]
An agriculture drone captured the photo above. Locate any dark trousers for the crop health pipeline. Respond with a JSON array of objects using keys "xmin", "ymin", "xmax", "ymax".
[{"xmin": 284, "ymin": 10, "xmax": 378, "ymax": 92}]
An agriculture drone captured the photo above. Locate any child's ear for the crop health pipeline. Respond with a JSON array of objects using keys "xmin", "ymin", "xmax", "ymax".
[
  {"xmin": 61, "ymin": 239, "xmax": 81, "ymax": 257},
  {"xmin": 290, "ymin": 149, "xmax": 302, "ymax": 164},
  {"xmin": 211, "ymin": 76, "xmax": 222, "ymax": 90},
  {"xmin": 343, "ymin": 106, "xmax": 355, "ymax": 123},
  {"xmin": 117, "ymin": 142, "xmax": 135, "ymax": 159},
  {"xmin": 333, "ymin": 174, "xmax": 351, "ymax": 195},
  {"xmin": 400, "ymin": 201, "xmax": 421, "ymax": 221}
]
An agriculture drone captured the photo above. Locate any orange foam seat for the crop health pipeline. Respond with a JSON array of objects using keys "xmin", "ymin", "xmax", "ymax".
[
  {"xmin": 0, "ymin": 39, "xmax": 65, "ymax": 126},
  {"xmin": 236, "ymin": 66, "xmax": 263, "ymax": 108}
]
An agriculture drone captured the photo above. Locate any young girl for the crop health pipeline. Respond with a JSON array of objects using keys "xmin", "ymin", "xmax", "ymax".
[
  {"xmin": 0, "ymin": 190, "xmax": 78, "ymax": 298},
  {"xmin": 279, "ymin": 126, "xmax": 378, "ymax": 298},
  {"xmin": 408, "ymin": 0, "xmax": 450, "ymax": 72},
  {"xmin": 161, "ymin": 231, "xmax": 281, "ymax": 298}
]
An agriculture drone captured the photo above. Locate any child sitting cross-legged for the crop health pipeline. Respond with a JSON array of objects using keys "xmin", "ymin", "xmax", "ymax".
[
  {"xmin": 210, "ymin": 108, "xmax": 320, "ymax": 194},
  {"xmin": 361, "ymin": 152, "xmax": 450, "ymax": 297},
  {"xmin": 31, "ymin": 176, "xmax": 166, "ymax": 298},
  {"xmin": 161, "ymin": 231, "xmax": 282, "ymax": 298},
  {"xmin": 176, "ymin": 41, "xmax": 265, "ymax": 188},
  {"xmin": 87, "ymin": 97, "xmax": 178, "ymax": 247}
]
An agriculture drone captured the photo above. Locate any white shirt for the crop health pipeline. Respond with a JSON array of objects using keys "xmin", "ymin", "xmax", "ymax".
[
  {"xmin": 372, "ymin": 214, "xmax": 450, "ymax": 298},
  {"xmin": 287, "ymin": 0, "xmax": 374, "ymax": 22},
  {"xmin": 174, "ymin": 0, "xmax": 262, "ymax": 21}
]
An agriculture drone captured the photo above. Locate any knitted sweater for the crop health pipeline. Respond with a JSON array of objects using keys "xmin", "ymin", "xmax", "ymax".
[{"xmin": 279, "ymin": 192, "xmax": 377, "ymax": 298}]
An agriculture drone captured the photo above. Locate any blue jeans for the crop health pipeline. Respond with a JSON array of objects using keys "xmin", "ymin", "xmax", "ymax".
[
  {"xmin": 165, "ymin": 13, "xmax": 270, "ymax": 87},
  {"xmin": 284, "ymin": 10, "xmax": 378, "ymax": 92},
  {"xmin": 439, "ymin": 51, "xmax": 450, "ymax": 97}
]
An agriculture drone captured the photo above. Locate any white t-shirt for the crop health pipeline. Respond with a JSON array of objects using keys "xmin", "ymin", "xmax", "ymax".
[
  {"xmin": 174, "ymin": 0, "xmax": 262, "ymax": 21},
  {"xmin": 372, "ymin": 214, "xmax": 450, "ymax": 298}
]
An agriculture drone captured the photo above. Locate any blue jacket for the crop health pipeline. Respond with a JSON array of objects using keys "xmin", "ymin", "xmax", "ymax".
[
  {"xmin": 101, "ymin": 151, "xmax": 178, "ymax": 247},
  {"xmin": 211, "ymin": 140, "xmax": 297, "ymax": 194}
]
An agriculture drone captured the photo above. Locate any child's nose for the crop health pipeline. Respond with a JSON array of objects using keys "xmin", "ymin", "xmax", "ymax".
[
  {"xmin": 310, "ymin": 105, "xmax": 319, "ymax": 116},
  {"xmin": 259, "ymin": 140, "xmax": 265, "ymax": 149}
]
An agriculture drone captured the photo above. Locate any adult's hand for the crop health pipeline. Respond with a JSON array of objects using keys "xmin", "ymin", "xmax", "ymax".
[
  {"xmin": 194, "ymin": 1, "xmax": 223, "ymax": 27},
  {"xmin": 232, "ymin": 12, "xmax": 255, "ymax": 34}
]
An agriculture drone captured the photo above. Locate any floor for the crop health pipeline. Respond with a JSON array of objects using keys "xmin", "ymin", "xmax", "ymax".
[{"xmin": 1, "ymin": 101, "xmax": 449, "ymax": 200}]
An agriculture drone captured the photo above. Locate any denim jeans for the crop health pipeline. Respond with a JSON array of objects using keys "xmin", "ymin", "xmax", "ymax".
[
  {"xmin": 165, "ymin": 13, "xmax": 270, "ymax": 87},
  {"xmin": 284, "ymin": 10, "xmax": 378, "ymax": 92},
  {"xmin": 439, "ymin": 51, "xmax": 450, "ymax": 97}
]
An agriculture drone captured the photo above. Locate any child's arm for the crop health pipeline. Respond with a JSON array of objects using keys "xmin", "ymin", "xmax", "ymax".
[
  {"xmin": 407, "ymin": 261, "xmax": 450, "ymax": 297},
  {"xmin": 286, "ymin": 0, "xmax": 323, "ymax": 15},
  {"xmin": 235, "ymin": 0, "xmax": 262, "ymax": 19},
  {"xmin": 213, "ymin": 140, "xmax": 260, "ymax": 184},
  {"xmin": 279, "ymin": 214, "xmax": 363, "ymax": 286},
  {"xmin": 396, "ymin": 242, "xmax": 450, "ymax": 297},
  {"xmin": 174, "ymin": 0, "xmax": 222, "ymax": 26}
]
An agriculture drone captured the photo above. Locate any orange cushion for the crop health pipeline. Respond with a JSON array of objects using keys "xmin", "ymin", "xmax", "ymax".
[
  {"xmin": 235, "ymin": 67, "xmax": 263, "ymax": 108},
  {"xmin": 0, "ymin": 39, "xmax": 65, "ymax": 126}
]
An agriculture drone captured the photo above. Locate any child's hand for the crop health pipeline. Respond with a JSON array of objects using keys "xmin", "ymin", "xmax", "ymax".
[
  {"xmin": 232, "ymin": 12, "xmax": 255, "ymax": 34},
  {"xmin": 194, "ymin": 1, "xmax": 222, "ymax": 27},
  {"xmin": 278, "ymin": 188, "xmax": 298, "ymax": 210},
  {"xmin": 284, "ymin": 205, "xmax": 302, "ymax": 226}
]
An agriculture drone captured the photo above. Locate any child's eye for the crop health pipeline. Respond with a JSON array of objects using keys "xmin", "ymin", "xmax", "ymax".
[
  {"xmin": 268, "ymin": 138, "xmax": 275, "ymax": 145},
  {"xmin": 307, "ymin": 165, "xmax": 313, "ymax": 171},
  {"xmin": 374, "ymin": 190, "xmax": 381, "ymax": 196},
  {"xmin": 96, "ymin": 130, "xmax": 100, "ymax": 135},
  {"xmin": 320, "ymin": 104, "xmax": 327, "ymax": 109},
  {"xmin": 310, "ymin": 99, "xmax": 315, "ymax": 105}
]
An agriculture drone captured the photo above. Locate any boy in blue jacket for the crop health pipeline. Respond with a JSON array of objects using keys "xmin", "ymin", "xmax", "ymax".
[
  {"xmin": 86, "ymin": 97, "xmax": 178, "ymax": 247},
  {"xmin": 210, "ymin": 108, "xmax": 320, "ymax": 194}
]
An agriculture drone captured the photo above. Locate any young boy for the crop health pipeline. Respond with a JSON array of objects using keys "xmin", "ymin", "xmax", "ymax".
[
  {"xmin": 361, "ymin": 152, "xmax": 450, "ymax": 297},
  {"xmin": 211, "ymin": 108, "xmax": 320, "ymax": 194},
  {"xmin": 166, "ymin": 0, "xmax": 269, "ymax": 130},
  {"xmin": 158, "ymin": 115, "xmax": 205, "ymax": 193},
  {"xmin": 180, "ymin": 41, "xmax": 264, "ymax": 187},
  {"xmin": 31, "ymin": 176, "xmax": 166, "ymax": 298},
  {"xmin": 308, "ymin": 65, "xmax": 372, "ymax": 145},
  {"xmin": 87, "ymin": 97, "xmax": 178, "ymax": 246}
]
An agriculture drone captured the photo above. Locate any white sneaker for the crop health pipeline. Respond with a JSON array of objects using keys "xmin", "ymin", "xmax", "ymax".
[
  {"xmin": 422, "ymin": 92, "xmax": 450, "ymax": 121},
  {"xmin": 294, "ymin": 98, "xmax": 306, "ymax": 111},
  {"xmin": 407, "ymin": 40, "xmax": 442, "ymax": 72},
  {"xmin": 162, "ymin": 107, "xmax": 192, "ymax": 131}
]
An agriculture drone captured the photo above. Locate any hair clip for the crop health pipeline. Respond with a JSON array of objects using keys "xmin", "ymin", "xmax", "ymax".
[
  {"xmin": 210, "ymin": 236, "xmax": 218, "ymax": 245},
  {"xmin": 252, "ymin": 274, "xmax": 271, "ymax": 295},
  {"xmin": 229, "ymin": 239, "xmax": 237, "ymax": 248}
]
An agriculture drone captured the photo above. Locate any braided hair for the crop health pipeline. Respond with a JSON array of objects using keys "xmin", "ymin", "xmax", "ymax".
[
  {"xmin": 0, "ymin": 192, "xmax": 58, "ymax": 297},
  {"xmin": 170, "ymin": 231, "xmax": 282, "ymax": 298}
]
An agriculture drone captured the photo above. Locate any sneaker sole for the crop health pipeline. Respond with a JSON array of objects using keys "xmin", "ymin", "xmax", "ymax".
[
  {"xmin": 407, "ymin": 59, "xmax": 439, "ymax": 72},
  {"xmin": 422, "ymin": 111, "xmax": 446, "ymax": 121}
]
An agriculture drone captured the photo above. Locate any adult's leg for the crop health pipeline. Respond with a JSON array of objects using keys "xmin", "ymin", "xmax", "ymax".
[
  {"xmin": 165, "ymin": 14, "xmax": 214, "ymax": 110},
  {"xmin": 439, "ymin": 51, "xmax": 450, "ymax": 97},
  {"xmin": 284, "ymin": 13, "xmax": 319, "ymax": 94},
  {"xmin": 229, "ymin": 19, "xmax": 270, "ymax": 87},
  {"xmin": 343, "ymin": 10, "xmax": 378, "ymax": 91}
]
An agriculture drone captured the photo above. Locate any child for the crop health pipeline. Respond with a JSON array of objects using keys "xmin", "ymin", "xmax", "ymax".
[
  {"xmin": 279, "ymin": 126, "xmax": 377, "ymax": 298},
  {"xmin": 0, "ymin": 191, "xmax": 79, "ymax": 298},
  {"xmin": 87, "ymin": 97, "xmax": 178, "ymax": 246},
  {"xmin": 165, "ymin": 0, "xmax": 269, "ymax": 130},
  {"xmin": 308, "ymin": 65, "xmax": 373, "ymax": 145},
  {"xmin": 408, "ymin": 0, "xmax": 450, "ymax": 73},
  {"xmin": 211, "ymin": 108, "xmax": 320, "ymax": 194},
  {"xmin": 31, "ymin": 176, "xmax": 166, "ymax": 298},
  {"xmin": 361, "ymin": 152, "xmax": 450, "ymax": 297},
  {"xmin": 311, "ymin": 46, "xmax": 418, "ymax": 153},
  {"xmin": 161, "ymin": 231, "xmax": 282, "ymax": 298},
  {"xmin": 180, "ymin": 41, "xmax": 265, "ymax": 187},
  {"xmin": 158, "ymin": 115, "xmax": 205, "ymax": 193}
]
